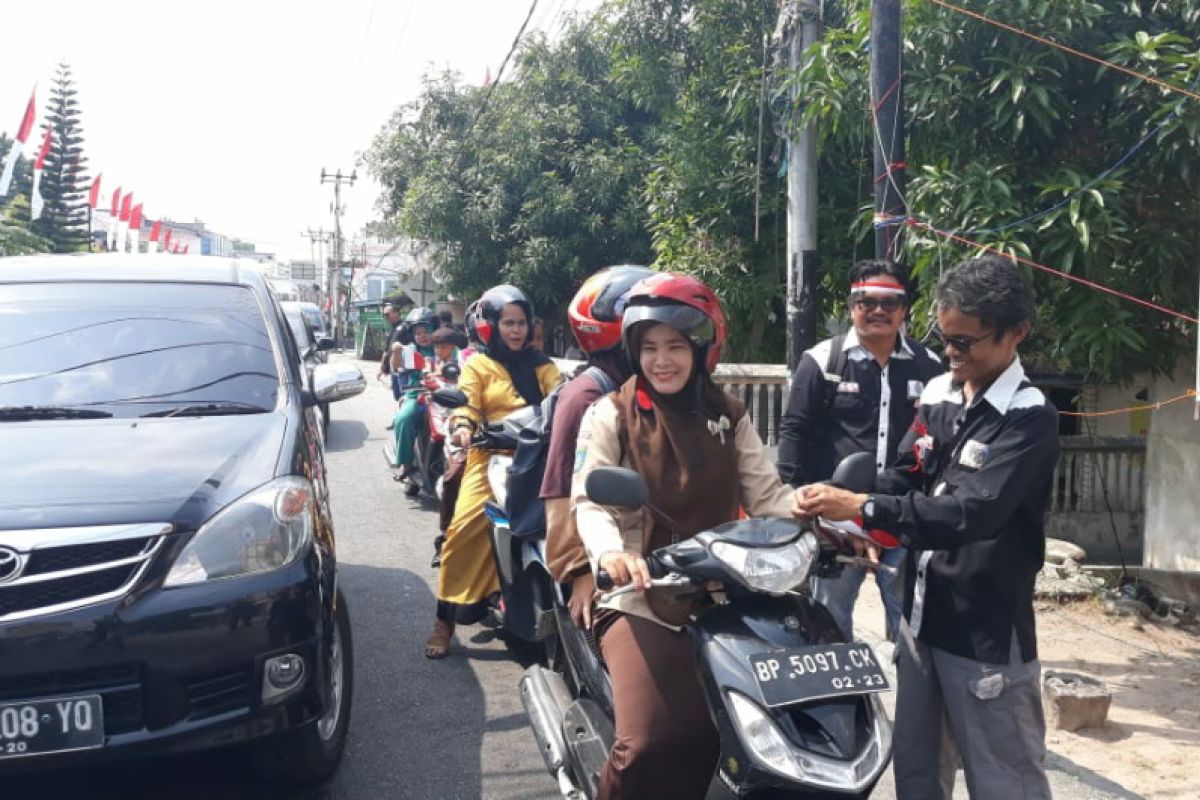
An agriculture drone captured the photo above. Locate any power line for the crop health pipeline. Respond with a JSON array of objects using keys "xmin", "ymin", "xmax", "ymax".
[{"xmin": 458, "ymin": 0, "xmax": 541, "ymax": 149}]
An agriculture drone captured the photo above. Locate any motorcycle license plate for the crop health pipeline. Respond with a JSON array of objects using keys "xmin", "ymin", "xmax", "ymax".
[
  {"xmin": 748, "ymin": 643, "xmax": 890, "ymax": 707},
  {"xmin": 0, "ymin": 694, "xmax": 104, "ymax": 760}
]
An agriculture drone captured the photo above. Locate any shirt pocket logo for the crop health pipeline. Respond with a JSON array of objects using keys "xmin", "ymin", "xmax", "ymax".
[
  {"xmin": 836, "ymin": 381, "xmax": 860, "ymax": 394},
  {"xmin": 959, "ymin": 439, "xmax": 990, "ymax": 470},
  {"xmin": 907, "ymin": 380, "xmax": 924, "ymax": 400}
]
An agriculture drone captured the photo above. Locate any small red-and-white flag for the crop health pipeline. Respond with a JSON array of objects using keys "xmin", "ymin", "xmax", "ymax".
[
  {"xmin": 182, "ymin": 244, "xmax": 189, "ymax": 255},
  {"xmin": 119, "ymin": 192, "xmax": 132, "ymax": 222},
  {"xmin": 88, "ymin": 173, "xmax": 102, "ymax": 209},
  {"xmin": 29, "ymin": 127, "xmax": 52, "ymax": 220},
  {"xmin": 172, "ymin": 242, "xmax": 181, "ymax": 254},
  {"xmin": 149, "ymin": 220, "xmax": 162, "ymax": 242},
  {"xmin": 164, "ymin": 229, "xmax": 173, "ymax": 250},
  {"xmin": 0, "ymin": 87, "xmax": 37, "ymax": 198}
]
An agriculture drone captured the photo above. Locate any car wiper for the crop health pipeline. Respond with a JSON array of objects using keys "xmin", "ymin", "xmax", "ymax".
[
  {"xmin": 0, "ymin": 406, "xmax": 115, "ymax": 421},
  {"xmin": 141, "ymin": 401, "xmax": 271, "ymax": 418}
]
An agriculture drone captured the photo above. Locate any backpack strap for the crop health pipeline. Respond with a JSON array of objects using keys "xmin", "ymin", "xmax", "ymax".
[{"xmin": 821, "ymin": 333, "xmax": 848, "ymax": 411}]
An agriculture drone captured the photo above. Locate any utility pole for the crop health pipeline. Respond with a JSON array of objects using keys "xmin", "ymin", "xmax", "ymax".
[
  {"xmin": 301, "ymin": 226, "xmax": 333, "ymax": 309},
  {"xmin": 786, "ymin": 0, "xmax": 822, "ymax": 370},
  {"xmin": 320, "ymin": 168, "xmax": 356, "ymax": 345},
  {"xmin": 871, "ymin": 0, "xmax": 906, "ymax": 263}
]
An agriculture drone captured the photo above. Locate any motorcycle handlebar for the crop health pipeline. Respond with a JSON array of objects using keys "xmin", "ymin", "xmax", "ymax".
[{"xmin": 596, "ymin": 557, "xmax": 666, "ymax": 591}]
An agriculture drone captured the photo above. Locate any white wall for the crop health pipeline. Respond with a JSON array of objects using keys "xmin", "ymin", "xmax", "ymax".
[
  {"xmin": 1087, "ymin": 356, "xmax": 1194, "ymax": 438},
  {"xmin": 1142, "ymin": 384, "xmax": 1200, "ymax": 571}
]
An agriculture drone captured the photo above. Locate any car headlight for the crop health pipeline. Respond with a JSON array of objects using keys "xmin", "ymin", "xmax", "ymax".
[
  {"xmin": 164, "ymin": 476, "xmax": 314, "ymax": 587},
  {"xmin": 710, "ymin": 534, "xmax": 818, "ymax": 595},
  {"xmin": 727, "ymin": 689, "xmax": 890, "ymax": 791}
]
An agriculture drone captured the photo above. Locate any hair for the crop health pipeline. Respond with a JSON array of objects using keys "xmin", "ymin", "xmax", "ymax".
[
  {"xmin": 936, "ymin": 255, "xmax": 1035, "ymax": 337},
  {"xmin": 383, "ymin": 303, "xmax": 398, "ymax": 315},
  {"xmin": 848, "ymin": 259, "xmax": 910, "ymax": 295},
  {"xmin": 438, "ymin": 309, "xmax": 454, "ymax": 326}
]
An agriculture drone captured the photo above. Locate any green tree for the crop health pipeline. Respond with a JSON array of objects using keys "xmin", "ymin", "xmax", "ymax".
[
  {"xmin": 795, "ymin": 0, "xmax": 1200, "ymax": 383},
  {"xmin": 0, "ymin": 134, "xmax": 52, "ymax": 256},
  {"xmin": 33, "ymin": 62, "xmax": 91, "ymax": 252}
]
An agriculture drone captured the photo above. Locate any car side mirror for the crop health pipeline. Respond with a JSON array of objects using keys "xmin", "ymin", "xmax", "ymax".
[
  {"xmin": 312, "ymin": 363, "xmax": 366, "ymax": 403},
  {"xmin": 585, "ymin": 467, "xmax": 648, "ymax": 509},
  {"xmin": 829, "ymin": 452, "xmax": 877, "ymax": 492},
  {"xmin": 431, "ymin": 387, "xmax": 468, "ymax": 409},
  {"xmin": 316, "ymin": 336, "xmax": 336, "ymax": 352}
]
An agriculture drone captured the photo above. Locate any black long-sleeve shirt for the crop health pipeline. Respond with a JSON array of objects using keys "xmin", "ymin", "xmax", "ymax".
[
  {"xmin": 776, "ymin": 329, "xmax": 944, "ymax": 486},
  {"xmin": 866, "ymin": 357, "xmax": 1059, "ymax": 665}
]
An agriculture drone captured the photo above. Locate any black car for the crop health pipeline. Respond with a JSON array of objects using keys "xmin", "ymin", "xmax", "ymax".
[{"xmin": 0, "ymin": 254, "xmax": 365, "ymax": 784}]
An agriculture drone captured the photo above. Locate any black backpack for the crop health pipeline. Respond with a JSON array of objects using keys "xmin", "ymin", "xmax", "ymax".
[
  {"xmin": 505, "ymin": 366, "xmax": 617, "ymax": 539},
  {"xmin": 820, "ymin": 333, "xmax": 851, "ymax": 411}
]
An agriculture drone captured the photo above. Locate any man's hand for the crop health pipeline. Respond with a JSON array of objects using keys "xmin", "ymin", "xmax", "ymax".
[
  {"xmin": 568, "ymin": 572, "xmax": 595, "ymax": 629},
  {"xmin": 793, "ymin": 485, "xmax": 868, "ymax": 522},
  {"xmin": 598, "ymin": 551, "xmax": 652, "ymax": 592}
]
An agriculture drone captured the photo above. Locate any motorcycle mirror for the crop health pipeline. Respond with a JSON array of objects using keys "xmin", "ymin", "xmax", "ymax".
[
  {"xmin": 829, "ymin": 452, "xmax": 877, "ymax": 492},
  {"xmin": 431, "ymin": 387, "xmax": 469, "ymax": 409},
  {"xmin": 441, "ymin": 363, "xmax": 461, "ymax": 381},
  {"xmin": 585, "ymin": 467, "xmax": 648, "ymax": 509}
]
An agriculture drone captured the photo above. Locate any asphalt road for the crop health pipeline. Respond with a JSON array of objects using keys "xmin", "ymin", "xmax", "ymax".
[{"xmin": 4, "ymin": 354, "xmax": 1136, "ymax": 800}]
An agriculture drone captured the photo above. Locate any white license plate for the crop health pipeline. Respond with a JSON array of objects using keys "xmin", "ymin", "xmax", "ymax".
[{"xmin": 0, "ymin": 694, "xmax": 104, "ymax": 760}]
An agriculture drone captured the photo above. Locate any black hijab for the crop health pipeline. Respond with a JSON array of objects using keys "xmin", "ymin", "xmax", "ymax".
[{"xmin": 487, "ymin": 319, "xmax": 552, "ymax": 405}]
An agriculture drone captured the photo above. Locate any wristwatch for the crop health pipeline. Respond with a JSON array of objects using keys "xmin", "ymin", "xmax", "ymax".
[{"xmin": 860, "ymin": 496, "xmax": 876, "ymax": 527}]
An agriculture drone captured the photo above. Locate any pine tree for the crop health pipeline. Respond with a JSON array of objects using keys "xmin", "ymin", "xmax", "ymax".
[
  {"xmin": 0, "ymin": 134, "xmax": 51, "ymax": 255},
  {"xmin": 33, "ymin": 62, "xmax": 91, "ymax": 252}
]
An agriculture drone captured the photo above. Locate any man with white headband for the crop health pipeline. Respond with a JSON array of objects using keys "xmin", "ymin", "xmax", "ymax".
[{"xmin": 776, "ymin": 259, "xmax": 943, "ymax": 642}]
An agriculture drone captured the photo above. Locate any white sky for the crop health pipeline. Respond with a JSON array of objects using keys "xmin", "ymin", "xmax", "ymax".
[{"xmin": 0, "ymin": 0, "xmax": 597, "ymax": 261}]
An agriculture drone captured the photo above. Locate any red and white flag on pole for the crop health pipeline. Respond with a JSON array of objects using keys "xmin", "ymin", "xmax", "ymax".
[
  {"xmin": 29, "ymin": 127, "xmax": 53, "ymax": 220},
  {"xmin": 107, "ymin": 185, "xmax": 121, "ymax": 250},
  {"xmin": 116, "ymin": 191, "xmax": 133, "ymax": 252},
  {"xmin": 88, "ymin": 173, "xmax": 102, "ymax": 209},
  {"xmin": 129, "ymin": 203, "xmax": 143, "ymax": 253},
  {"xmin": 164, "ymin": 229, "xmax": 173, "ymax": 252},
  {"xmin": 0, "ymin": 87, "xmax": 36, "ymax": 198},
  {"xmin": 172, "ymin": 242, "xmax": 181, "ymax": 254},
  {"xmin": 182, "ymin": 243, "xmax": 189, "ymax": 255},
  {"xmin": 149, "ymin": 220, "xmax": 162, "ymax": 249}
]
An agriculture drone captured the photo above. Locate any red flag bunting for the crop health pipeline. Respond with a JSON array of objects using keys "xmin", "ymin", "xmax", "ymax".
[
  {"xmin": 33, "ymin": 128, "xmax": 52, "ymax": 170},
  {"xmin": 119, "ymin": 192, "xmax": 132, "ymax": 222},
  {"xmin": 15, "ymin": 89, "xmax": 36, "ymax": 143},
  {"xmin": 129, "ymin": 203, "xmax": 143, "ymax": 230},
  {"xmin": 110, "ymin": 186, "xmax": 121, "ymax": 215},
  {"xmin": 172, "ymin": 242, "xmax": 181, "ymax": 254},
  {"xmin": 164, "ymin": 229, "xmax": 173, "ymax": 249},
  {"xmin": 149, "ymin": 220, "xmax": 162, "ymax": 242},
  {"xmin": 89, "ymin": 173, "xmax": 102, "ymax": 209},
  {"xmin": 183, "ymin": 244, "xmax": 189, "ymax": 255}
]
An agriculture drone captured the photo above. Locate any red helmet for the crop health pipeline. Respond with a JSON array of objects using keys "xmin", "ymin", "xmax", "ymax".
[
  {"xmin": 621, "ymin": 272, "xmax": 727, "ymax": 372},
  {"xmin": 567, "ymin": 265, "xmax": 656, "ymax": 354},
  {"xmin": 471, "ymin": 284, "xmax": 534, "ymax": 353}
]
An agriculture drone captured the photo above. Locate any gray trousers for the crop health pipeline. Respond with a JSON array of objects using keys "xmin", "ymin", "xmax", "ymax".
[{"xmin": 893, "ymin": 622, "xmax": 1051, "ymax": 800}]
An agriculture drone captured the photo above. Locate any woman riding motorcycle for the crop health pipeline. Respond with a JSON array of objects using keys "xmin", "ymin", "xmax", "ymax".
[
  {"xmin": 426, "ymin": 285, "xmax": 561, "ymax": 659},
  {"xmin": 389, "ymin": 307, "xmax": 438, "ymax": 481},
  {"xmin": 543, "ymin": 264, "xmax": 655, "ymax": 630},
  {"xmin": 572, "ymin": 273, "xmax": 803, "ymax": 798}
]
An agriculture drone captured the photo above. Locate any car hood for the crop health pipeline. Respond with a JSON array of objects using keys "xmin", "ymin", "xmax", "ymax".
[{"xmin": 0, "ymin": 413, "xmax": 288, "ymax": 531}]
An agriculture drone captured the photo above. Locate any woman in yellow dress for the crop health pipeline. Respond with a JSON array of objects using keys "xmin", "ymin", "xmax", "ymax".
[{"xmin": 426, "ymin": 285, "xmax": 561, "ymax": 658}]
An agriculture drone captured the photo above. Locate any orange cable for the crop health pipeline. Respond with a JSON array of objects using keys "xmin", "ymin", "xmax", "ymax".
[
  {"xmin": 927, "ymin": 0, "xmax": 1200, "ymax": 104},
  {"xmin": 1059, "ymin": 390, "xmax": 1196, "ymax": 417}
]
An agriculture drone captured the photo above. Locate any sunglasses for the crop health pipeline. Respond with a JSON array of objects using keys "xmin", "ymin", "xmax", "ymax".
[
  {"xmin": 931, "ymin": 326, "xmax": 992, "ymax": 354},
  {"xmin": 850, "ymin": 294, "xmax": 904, "ymax": 313}
]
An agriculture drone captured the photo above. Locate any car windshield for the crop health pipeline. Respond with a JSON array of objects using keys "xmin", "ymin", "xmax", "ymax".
[
  {"xmin": 284, "ymin": 309, "xmax": 312, "ymax": 354},
  {"xmin": 0, "ymin": 282, "xmax": 280, "ymax": 419},
  {"xmin": 300, "ymin": 306, "xmax": 326, "ymax": 334}
]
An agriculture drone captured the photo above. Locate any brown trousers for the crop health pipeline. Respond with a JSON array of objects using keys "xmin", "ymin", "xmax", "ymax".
[{"xmin": 597, "ymin": 613, "xmax": 719, "ymax": 800}]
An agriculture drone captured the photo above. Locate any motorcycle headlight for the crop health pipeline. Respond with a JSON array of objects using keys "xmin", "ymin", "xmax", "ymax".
[
  {"xmin": 727, "ymin": 689, "xmax": 891, "ymax": 791},
  {"xmin": 164, "ymin": 477, "xmax": 314, "ymax": 587},
  {"xmin": 710, "ymin": 534, "xmax": 818, "ymax": 595}
]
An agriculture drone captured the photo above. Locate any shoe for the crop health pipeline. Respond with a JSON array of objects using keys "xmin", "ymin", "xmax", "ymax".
[{"xmin": 385, "ymin": 420, "xmax": 395, "ymax": 431}]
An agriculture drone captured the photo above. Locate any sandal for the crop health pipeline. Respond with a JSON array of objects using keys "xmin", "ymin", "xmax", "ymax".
[{"xmin": 424, "ymin": 619, "xmax": 454, "ymax": 659}]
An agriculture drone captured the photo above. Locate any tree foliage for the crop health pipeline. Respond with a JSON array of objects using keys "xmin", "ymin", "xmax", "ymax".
[
  {"xmin": 0, "ymin": 135, "xmax": 52, "ymax": 256},
  {"xmin": 367, "ymin": 0, "xmax": 1200, "ymax": 380},
  {"xmin": 33, "ymin": 62, "xmax": 91, "ymax": 252}
]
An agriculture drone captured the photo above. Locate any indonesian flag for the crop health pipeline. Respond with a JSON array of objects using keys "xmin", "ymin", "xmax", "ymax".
[
  {"xmin": 0, "ymin": 87, "xmax": 36, "ymax": 198},
  {"xmin": 107, "ymin": 185, "xmax": 121, "ymax": 250},
  {"xmin": 398, "ymin": 346, "xmax": 428, "ymax": 372},
  {"xmin": 116, "ymin": 191, "xmax": 133, "ymax": 253},
  {"xmin": 172, "ymin": 242, "xmax": 181, "ymax": 254},
  {"xmin": 182, "ymin": 243, "xmax": 189, "ymax": 255},
  {"xmin": 149, "ymin": 220, "xmax": 162, "ymax": 241},
  {"xmin": 88, "ymin": 173, "xmax": 102, "ymax": 209},
  {"xmin": 29, "ymin": 127, "xmax": 52, "ymax": 221},
  {"xmin": 164, "ymin": 229, "xmax": 173, "ymax": 251},
  {"xmin": 129, "ymin": 203, "xmax": 143, "ymax": 253},
  {"xmin": 484, "ymin": 67, "xmax": 492, "ymax": 86}
]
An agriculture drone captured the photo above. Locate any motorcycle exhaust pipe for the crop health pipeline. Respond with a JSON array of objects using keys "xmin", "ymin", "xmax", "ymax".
[{"xmin": 520, "ymin": 665, "xmax": 574, "ymax": 776}]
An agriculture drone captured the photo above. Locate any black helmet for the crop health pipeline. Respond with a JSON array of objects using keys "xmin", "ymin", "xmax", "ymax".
[
  {"xmin": 404, "ymin": 307, "xmax": 438, "ymax": 331},
  {"xmin": 472, "ymin": 284, "xmax": 534, "ymax": 353}
]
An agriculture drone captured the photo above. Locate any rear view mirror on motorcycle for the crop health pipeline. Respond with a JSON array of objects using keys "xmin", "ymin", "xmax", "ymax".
[
  {"xmin": 441, "ymin": 363, "xmax": 461, "ymax": 382},
  {"xmin": 431, "ymin": 387, "xmax": 469, "ymax": 409},
  {"xmin": 828, "ymin": 452, "xmax": 877, "ymax": 493},
  {"xmin": 584, "ymin": 466, "xmax": 648, "ymax": 509}
]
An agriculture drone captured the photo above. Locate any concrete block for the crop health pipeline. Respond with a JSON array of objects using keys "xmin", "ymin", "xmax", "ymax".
[{"xmin": 1043, "ymin": 671, "xmax": 1112, "ymax": 732}]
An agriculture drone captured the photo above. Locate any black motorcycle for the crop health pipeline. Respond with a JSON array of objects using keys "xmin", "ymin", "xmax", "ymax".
[{"xmin": 520, "ymin": 453, "xmax": 894, "ymax": 798}]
